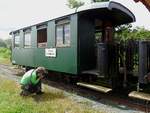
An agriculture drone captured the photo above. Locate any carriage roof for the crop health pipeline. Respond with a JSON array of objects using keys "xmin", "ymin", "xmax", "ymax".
[{"xmin": 10, "ymin": 1, "xmax": 135, "ymax": 34}]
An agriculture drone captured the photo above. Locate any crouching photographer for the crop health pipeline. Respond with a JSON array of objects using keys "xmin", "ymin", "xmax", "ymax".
[{"xmin": 20, "ymin": 67, "xmax": 47, "ymax": 96}]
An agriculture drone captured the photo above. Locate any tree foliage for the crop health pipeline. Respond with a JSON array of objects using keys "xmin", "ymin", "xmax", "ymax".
[
  {"xmin": 0, "ymin": 38, "xmax": 11, "ymax": 48},
  {"xmin": 115, "ymin": 24, "xmax": 150, "ymax": 42},
  {"xmin": 115, "ymin": 24, "xmax": 132, "ymax": 42},
  {"xmin": 91, "ymin": 0, "xmax": 109, "ymax": 2},
  {"xmin": 67, "ymin": 0, "xmax": 84, "ymax": 9},
  {"xmin": 129, "ymin": 27, "xmax": 150, "ymax": 40},
  {"xmin": 67, "ymin": 0, "xmax": 109, "ymax": 9},
  {"xmin": 0, "ymin": 47, "xmax": 11, "ymax": 59},
  {"xmin": 0, "ymin": 39, "xmax": 7, "ymax": 48},
  {"xmin": 4, "ymin": 39, "xmax": 12, "ymax": 48}
]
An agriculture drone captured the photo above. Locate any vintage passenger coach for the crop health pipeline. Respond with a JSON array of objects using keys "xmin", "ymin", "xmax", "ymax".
[{"xmin": 11, "ymin": 1, "xmax": 140, "ymax": 93}]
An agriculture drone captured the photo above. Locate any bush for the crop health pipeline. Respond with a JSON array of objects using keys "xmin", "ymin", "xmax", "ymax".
[
  {"xmin": 0, "ymin": 47, "xmax": 11, "ymax": 59},
  {"xmin": 0, "ymin": 41, "xmax": 7, "ymax": 48}
]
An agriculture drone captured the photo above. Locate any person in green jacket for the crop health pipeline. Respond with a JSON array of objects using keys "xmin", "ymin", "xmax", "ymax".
[{"xmin": 20, "ymin": 67, "xmax": 47, "ymax": 96}]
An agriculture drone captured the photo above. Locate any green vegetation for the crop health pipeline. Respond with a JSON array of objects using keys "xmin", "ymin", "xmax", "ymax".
[
  {"xmin": 0, "ymin": 39, "xmax": 7, "ymax": 48},
  {"xmin": 0, "ymin": 76, "xmax": 102, "ymax": 113},
  {"xmin": 4, "ymin": 38, "xmax": 12, "ymax": 48},
  {"xmin": 67, "ymin": 0, "xmax": 109, "ymax": 9},
  {"xmin": 0, "ymin": 38, "xmax": 11, "ymax": 48},
  {"xmin": 115, "ymin": 24, "xmax": 150, "ymax": 42},
  {"xmin": 67, "ymin": 0, "xmax": 85, "ymax": 9},
  {"xmin": 0, "ymin": 47, "xmax": 11, "ymax": 64},
  {"xmin": 91, "ymin": 0, "xmax": 109, "ymax": 2}
]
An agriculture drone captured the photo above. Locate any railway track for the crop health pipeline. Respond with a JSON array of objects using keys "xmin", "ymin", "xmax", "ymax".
[{"xmin": 0, "ymin": 64, "xmax": 148, "ymax": 113}]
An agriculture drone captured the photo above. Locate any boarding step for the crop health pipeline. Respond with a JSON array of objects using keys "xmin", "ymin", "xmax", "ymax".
[
  {"xmin": 77, "ymin": 82, "xmax": 112, "ymax": 93},
  {"xmin": 128, "ymin": 91, "xmax": 150, "ymax": 101}
]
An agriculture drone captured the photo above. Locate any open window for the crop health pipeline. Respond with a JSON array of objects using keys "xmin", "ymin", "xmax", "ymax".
[
  {"xmin": 56, "ymin": 18, "xmax": 70, "ymax": 47},
  {"xmin": 95, "ymin": 19, "xmax": 113, "ymax": 43},
  {"xmin": 24, "ymin": 29, "xmax": 31, "ymax": 48},
  {"xmin": 14, "ymin": 31, "xmax": 20, "ymax": 48},
  {"xmin": 37, "ymin": 24, "xmax": 47, "ymax": 48},
  {"xmin": 95, "ymin": 19, "xmax": 103, "ymax": 43}
]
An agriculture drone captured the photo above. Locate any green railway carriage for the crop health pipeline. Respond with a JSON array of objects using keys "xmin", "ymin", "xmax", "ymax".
[{"xmin": 10, "ymin": 1, "xmax": 136, "ymax": 91}]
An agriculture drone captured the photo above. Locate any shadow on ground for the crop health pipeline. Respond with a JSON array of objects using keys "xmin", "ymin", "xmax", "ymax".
[
  {"xmin": 21, "ymin": 91, "xmax": 64, "ymax": 103},
  {"xmin": 32, "ymin": 92, "xmax": 64, "ymax": 102}
]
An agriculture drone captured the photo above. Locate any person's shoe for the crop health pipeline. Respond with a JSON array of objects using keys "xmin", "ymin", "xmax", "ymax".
[
  {"xmin": 20, "ymin": 91, "xmax": 24, "ymax": 96},
  {"xmin": 36, "ymin": 91, "xmax": 44, "ymax": 95}
]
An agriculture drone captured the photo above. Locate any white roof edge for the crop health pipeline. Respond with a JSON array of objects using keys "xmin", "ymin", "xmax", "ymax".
[
  {"xmin": 77, "ymin": 1, "xmax": 135, "ymax": 22},
  {"xmin": 77, "ymin": 2, "xmax": 109, "ymax": 12},
  {"xmin": 108, "ymin": 2, "xmax": 136, "ymax": 22}
]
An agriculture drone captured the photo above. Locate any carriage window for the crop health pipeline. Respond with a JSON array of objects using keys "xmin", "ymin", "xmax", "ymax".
[
  {"xmin": 14, "ymin": 33, "xmax": 20, "ymax": 48},
  {"xmin": 37, "ymin": 25, "xmax": 47, "ymax": 48},
  {"xmin": 56, "ymin": 19, "xmax": 70, "ymax": 47},
  {"xmin": 64, "ymin": 24, "xmax": 70, "ymax": 46},
  {"xmin": 24, "ymin": 30, "xmax": 31, "ymax": 48},
  {"xmin": 56, "ymin": 26, "xmax": 63, "ymax": 46}
]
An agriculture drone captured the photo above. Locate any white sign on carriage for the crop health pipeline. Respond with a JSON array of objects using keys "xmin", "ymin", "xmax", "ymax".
[{"xmin": 45, "ymin": 48, "xmax": 56, "ymax": 57}]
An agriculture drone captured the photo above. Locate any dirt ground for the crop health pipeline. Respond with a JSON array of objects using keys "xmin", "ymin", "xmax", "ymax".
[{"xmin": 0, "ymin": 64, "xmax": 144, "ymax": 113}]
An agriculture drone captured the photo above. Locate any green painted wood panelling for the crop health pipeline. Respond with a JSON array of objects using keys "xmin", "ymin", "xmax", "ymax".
[
  {"xmin": 12, "ymin": 48, "xmax": 35, "ymax": 67},
  {"xmin": 12, "ymin": 14, "xmax": 78, "ymax": 74},
  {"xmin": 20, "ymin": 30, "xmax": 24, "ymax": 48},
  {"xmin": 47, "ymin": 21, "xmax": 55, "ymax": 47},
  {"xmin": 31, "ymin": 26, "xmax": 37, "ymax": 48}
]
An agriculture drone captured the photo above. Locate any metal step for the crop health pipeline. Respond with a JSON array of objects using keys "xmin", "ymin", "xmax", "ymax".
[
  {"xmin": 128, "ymin": 91, "xmax": 150, "ymax": 101},
  {"xmin": 77, "ymin": 82, "xmax": 112, "ymax": 93}
]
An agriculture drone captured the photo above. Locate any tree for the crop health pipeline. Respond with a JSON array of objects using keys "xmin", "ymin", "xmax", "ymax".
[
  {"xmin": 67, "ymin": 0, "xmax": 84, "ymax": 9},
  {"xmin": 114, "ymin": 24, "xmax": 132, "ymax": 42},
  {"xmin": 130, "ymin": 27, "xmax": 150, "ymax": 40},
  {"xmin": 4, "ymin": 38, "xmax": 12, "ymax": 48},
  {"xmin": 0, "ymin": 39, "xmax": 7, "ymax": 48},
  {"xmin": 91, "ymin": 0, "xmax": 109, "ymax": 3},
  {"xmin": 115, "ymin": 24, "xmax": 150, "ymax": 42},
  {"xmin": 67, "ymin": 0, "xmax": 109, "ymax": 9}
]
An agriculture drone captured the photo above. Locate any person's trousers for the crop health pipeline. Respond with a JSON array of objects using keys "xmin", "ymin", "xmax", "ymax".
[{"xmin": 21, "ymin": 81, "xmax": 41, "ymax": 94}]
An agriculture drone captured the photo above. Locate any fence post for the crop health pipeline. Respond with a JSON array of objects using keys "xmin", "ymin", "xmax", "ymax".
[{"xmin": 139, "ymin": 41, "xmax": 147, "ymax": 87}]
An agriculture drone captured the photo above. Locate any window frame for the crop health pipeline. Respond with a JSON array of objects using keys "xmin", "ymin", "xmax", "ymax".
[
  {"xmin": 14, "ymin": 32, "xmax": 20, "ymax": 48},
  {"xmin": 37, "ymin": 24, "xmax": 48, "ymax": 48},
  {"xmin": 24, "ymin": 29, "xmax": 31, "ymax": 48},
  {"xmin": 55, "ymin": 18, "xmax": 71, "ymax": 48}
]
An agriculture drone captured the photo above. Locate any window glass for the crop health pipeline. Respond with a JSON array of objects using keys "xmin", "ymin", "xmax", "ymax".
[
  {"xmin": 37, "ymin": 28, "xmax": 47, "ymax": 48},
  {"xmin": 24, "ymin": 32, "xmax": 31, "ymax": 48},
  {"xmin": 56, "ymin": 21, "xmax": 70, "ymax": 47},
  {"xmin": 64, "ymin": 24, "xmax": 70, "ymax": 46},
  {"xmin": 14, "ymin": 34, "xmax": 20, "ymax": 48},
  {"xmin": 56, "ymin": 26, "xmax": 63, "ymax": 47}
]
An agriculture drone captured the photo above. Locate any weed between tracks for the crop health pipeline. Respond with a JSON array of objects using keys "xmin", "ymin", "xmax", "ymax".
[{"xmin": 0, "ymin": 76, "xmax": 103, "ymax": 113}]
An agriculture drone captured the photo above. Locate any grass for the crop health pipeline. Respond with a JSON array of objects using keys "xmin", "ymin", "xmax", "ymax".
[
  {"xmin": 0, "ymin": 57, "xmax": 10, "ymax": 64},
  {"xmin": 0, "ymin": 76, "xmax": 103, "ymax": 113},
  {"xmin": 0, "ymin": 47, "xmax": 11, "ymax": 64}
]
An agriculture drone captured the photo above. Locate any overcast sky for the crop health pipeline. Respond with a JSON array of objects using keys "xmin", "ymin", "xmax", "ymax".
[{"xmin": 0, "ymin": 0, "xmax": 150, "ymax": 39}]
